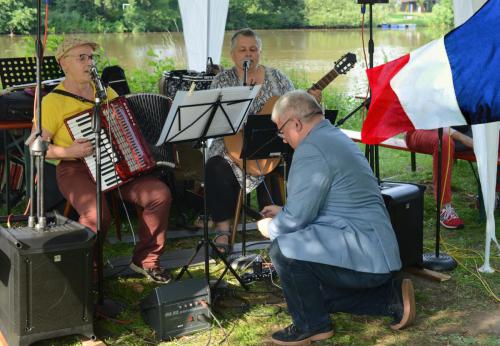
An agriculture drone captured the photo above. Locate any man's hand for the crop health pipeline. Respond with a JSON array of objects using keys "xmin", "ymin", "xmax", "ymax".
[
  {"xmin": 260, "ymin": 205, "xmax": 282, "ymax": 218},
  {"xmin": 257, "ymin": 218, "xmax": 272, "ymax": 238}
]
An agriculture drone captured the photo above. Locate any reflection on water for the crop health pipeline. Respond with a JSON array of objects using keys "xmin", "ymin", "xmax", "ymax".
[{"xmin": 0, "ymin": 28, "xmax": 447, "ymax": 95}]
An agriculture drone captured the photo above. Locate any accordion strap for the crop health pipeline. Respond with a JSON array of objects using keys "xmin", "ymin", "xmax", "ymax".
[{"xmin": 51, "ymin": 89, "xmax": 95, "ymax": 105}]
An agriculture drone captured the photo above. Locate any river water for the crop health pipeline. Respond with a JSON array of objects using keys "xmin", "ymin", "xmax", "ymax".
[{"xmin": 0, "ymin": 28, "xmax": 447, "ymax": 95}]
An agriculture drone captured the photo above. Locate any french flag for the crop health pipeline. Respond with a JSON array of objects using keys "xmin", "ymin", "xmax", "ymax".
[{"xmin": 361, "ymin": 0, "xmax": 499, "ymax": 144}]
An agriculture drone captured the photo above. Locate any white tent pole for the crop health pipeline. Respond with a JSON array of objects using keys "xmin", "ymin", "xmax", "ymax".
[{"xmin": 207, "ymin": 0, "xmax": 210, "ymax": 63}]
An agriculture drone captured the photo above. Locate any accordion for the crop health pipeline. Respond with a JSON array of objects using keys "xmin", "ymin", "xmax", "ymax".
[{"xmin": 64, "ymin": 96, "xmax": 156, "ymax": 192}]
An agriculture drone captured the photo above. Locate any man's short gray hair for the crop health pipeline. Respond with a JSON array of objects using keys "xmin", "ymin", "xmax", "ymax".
[
  {"xmin": 230, "ymin": 28, "xmax": 262, "ymax": 51},
  {"xmin": 272, "ymin": 90, "xmax": 323, "ymax": 123}
]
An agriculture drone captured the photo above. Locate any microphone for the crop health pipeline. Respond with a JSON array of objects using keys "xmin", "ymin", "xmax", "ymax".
[
  {"xmin": 243, "ymin": 60, "xmax": 251, "ymax": 70},
  {"xmin": 89, "ymin": 64, "xmax": 107, "ymax": 100},
  {"xmin": 242, "ymin": 60, "xmax": 251, "ymax": 86}
]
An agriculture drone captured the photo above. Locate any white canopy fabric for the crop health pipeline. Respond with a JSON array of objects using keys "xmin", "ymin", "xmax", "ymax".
[
  {"xmin": 178, "ymin": 0, "xmax": 229, "ymax": 72},
  {"xmin": 454, "ymin": 0, "xmax": 500, "ymax": 273}
]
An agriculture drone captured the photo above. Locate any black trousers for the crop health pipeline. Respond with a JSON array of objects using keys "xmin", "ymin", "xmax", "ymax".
[{"xmin": 205, "ymin": 156, "xmax": 284, "ymax": 223}]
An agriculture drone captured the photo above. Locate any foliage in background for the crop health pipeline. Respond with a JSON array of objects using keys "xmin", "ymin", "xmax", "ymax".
[
  {"xmin": 304, "ymin": 0, "xmax": 393, "ymax": 28},
  {"xmin": 22, "ymin": 30, "xmax": 64, "ymax": 57},
  {"xmin": 0, "ymin": 0, "xmax": 36, "ymax": 35},
  {"xmin": 430, "ymin": 0, "xmax": 455, "ymax": 27},
  {"xmin": 0, "ymin": 0, "xmax": 454, "ymax": 35},
  {"xmin": 126, "ymin": 49, "xmax": 176, "ymax": 93}
]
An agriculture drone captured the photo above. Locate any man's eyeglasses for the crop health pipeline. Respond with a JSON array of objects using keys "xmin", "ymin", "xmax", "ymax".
[
  {"xmin": 63, "ymin": 53, "xmax": 98, "ymax": 63},
  {"xmin": 277, "ymin": 118, "xmax": 292, "ymax": 139}
]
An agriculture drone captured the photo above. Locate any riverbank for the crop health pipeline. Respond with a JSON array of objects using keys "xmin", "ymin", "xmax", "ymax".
[{"xmin": 2, "ymin": 0, "xmax": 452, "ymax": 35}]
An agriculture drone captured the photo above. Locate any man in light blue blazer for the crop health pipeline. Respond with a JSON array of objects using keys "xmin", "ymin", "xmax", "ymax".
[{"xmin": 258, "ymin": 90, "xmax": 416, "ymax": 345}]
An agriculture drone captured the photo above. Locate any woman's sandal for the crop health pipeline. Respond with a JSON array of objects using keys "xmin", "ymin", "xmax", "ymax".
[{"xmin": 211, "ymin": 230, "xmax": 232, "ymax": 256}]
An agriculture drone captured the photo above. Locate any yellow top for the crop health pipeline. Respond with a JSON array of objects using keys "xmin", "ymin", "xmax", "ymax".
[{"xmin": 41, "ymin": 82, "xmax": 118, "ymax": 149}]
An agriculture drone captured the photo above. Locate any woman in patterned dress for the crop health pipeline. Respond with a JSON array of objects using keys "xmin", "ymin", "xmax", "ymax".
[{"xmin": 204, "ymin": 28, "xmax": 320, "ymax": 254}]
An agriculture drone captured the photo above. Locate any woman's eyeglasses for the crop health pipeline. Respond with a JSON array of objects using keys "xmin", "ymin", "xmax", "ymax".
[{"xmin": 63, "ymin": 53, "xmax": 98, "ymax": 63}]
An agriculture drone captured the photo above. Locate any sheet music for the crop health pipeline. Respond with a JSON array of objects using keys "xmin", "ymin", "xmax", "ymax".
[{"xmin": 155, "ymin": 85, "xmax": 261, "ymax": 145}]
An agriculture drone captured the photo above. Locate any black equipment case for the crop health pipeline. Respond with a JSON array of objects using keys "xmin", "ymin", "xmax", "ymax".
[{"xmin": 380, "ymin": 181, "xmax": 425, "ymax": 268}]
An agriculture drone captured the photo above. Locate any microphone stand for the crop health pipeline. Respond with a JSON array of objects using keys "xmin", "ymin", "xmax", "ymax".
[
  {"xmin": 336, "ymin": 97, "xmax": 371, "ymax": 127},
  {"xmin": 92, "ymin": 93, "xmax": 104, "ymax": 307},
  {"xmin": 240, "ymin": 61, "xmax": 250, "ymax": 256},
  {"xmin": 90, "ymin": 69, "xmax": 124, "ymax": 317}
]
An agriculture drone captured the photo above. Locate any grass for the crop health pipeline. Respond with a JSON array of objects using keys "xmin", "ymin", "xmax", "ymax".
[
  {"xmin": 383, "ymin": 12, "xmax": 433, "ymax": 27},
  {"xmin": 1, "ymin": 82, "xmax": 499, "ymax": 346}
]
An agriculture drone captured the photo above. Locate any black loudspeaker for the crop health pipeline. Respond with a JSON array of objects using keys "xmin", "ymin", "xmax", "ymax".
[
  {"xmin": 0, "ymin": 214, "xmax": 95, "ymax": 346},
  {"xmin": 140, "ymin": 278, "xmax": 211, "ymax": 341},
  {"xmin": 380, "ymin": 181, "xmax": 425, "ymax": 268}
]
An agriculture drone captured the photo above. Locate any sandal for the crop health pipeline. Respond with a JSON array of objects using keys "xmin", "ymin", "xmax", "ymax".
[
  {"xmin": 211, "ymin": 230, "xmax": 232, "ymax": 256},
  {"xmin": 129, "ymin": 262, "xmax": 171, "ymax": 284}
]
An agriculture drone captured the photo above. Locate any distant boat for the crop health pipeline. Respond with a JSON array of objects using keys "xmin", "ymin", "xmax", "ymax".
[{"xmin": 379, "ymin": 23, "xmax": 417, "ymax": 30}]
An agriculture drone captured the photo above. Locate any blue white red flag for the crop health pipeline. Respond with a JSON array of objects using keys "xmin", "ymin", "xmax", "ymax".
[{"xmin": 361, "ymin": 0, "xmax": 499, "ymax": 144}]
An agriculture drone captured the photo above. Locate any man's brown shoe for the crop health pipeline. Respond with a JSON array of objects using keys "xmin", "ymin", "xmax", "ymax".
[{"xmin": 390, "ymin": 278, "xmax": 416, "ymax": 330}]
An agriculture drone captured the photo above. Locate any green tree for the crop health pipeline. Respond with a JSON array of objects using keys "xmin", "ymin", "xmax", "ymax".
[
  {"xmin": 305, "ymin": 0, "xmax": 388, "ymax": 28},
  {"xmin": 431, "ymin": 0, "xmax": 454, "ymax": 27},
  {"xmin": 123, "ymin": 0, "xmax": 179, "ymax": 32},
  {"xmin": 0, "ymin": 0, "xmax": 36, "ymax": 34},
  {"xmin": 226, "ymin": 0, "xmax": 255, "ymax": 29},
  {"xmin": 94, "ymin": 0, "xmax": 125, "ymax": 21}
]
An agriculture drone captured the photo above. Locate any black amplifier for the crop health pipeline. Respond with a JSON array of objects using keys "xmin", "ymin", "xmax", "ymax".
[
  {"xmin": 140, "ymin": 278, "xmax": 211, "ymax": 340},
  {"xmin": 380, "ymin": 181, "xmax": 425, "ymax": 268},
  {"xmin": 0, "ymin": 213, "xmax": 95, "ymax": 346},
  {"xmin": 0, "ymin": 90, "xmax": 34, "ymax": 121}
]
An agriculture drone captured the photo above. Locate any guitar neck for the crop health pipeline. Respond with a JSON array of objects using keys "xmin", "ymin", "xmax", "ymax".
[{"xmin": 309, "ymin": 68, "xmax": 339, "ymax": 92}]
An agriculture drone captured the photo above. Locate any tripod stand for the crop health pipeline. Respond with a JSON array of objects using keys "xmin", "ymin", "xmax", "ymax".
[
  {"xmin": 155, "ymin": 86, "xmax": 260, "ymax": 290},
  {"xmin": 422, "ymin": 128, "xmax": 457, "ymax": 271}
]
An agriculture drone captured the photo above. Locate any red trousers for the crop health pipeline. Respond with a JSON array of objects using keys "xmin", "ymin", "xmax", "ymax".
[
  {"xmin": 405, "ymin": 130, "xmax": 455, "ymax": 205},
  {"xmin": 56, "ymin": 160, "xmax": 172, "ymax": 269}
]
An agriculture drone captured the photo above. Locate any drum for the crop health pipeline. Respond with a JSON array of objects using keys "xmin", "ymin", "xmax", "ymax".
[{"xmin": 159, "ymin": 70, "xmax": 214, "ymax": 100}]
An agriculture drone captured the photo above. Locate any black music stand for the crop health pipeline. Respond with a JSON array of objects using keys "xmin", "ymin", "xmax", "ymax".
[
  {"xmin": 243, "ymin": 114, "xmax": 289, "ymax": 162},
  {"xmin": 241, "ymin": 114, "xmax": 289, "ymax": 242},
  {"xmin": 156, "ymin": 86, "xmax": 261, "ymax": 291},
  {"xmin": 214, "ymin": 114, "xmax": 291, "ymax": 283}
]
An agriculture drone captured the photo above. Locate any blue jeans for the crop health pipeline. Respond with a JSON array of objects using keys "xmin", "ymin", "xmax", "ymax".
[{"xmin": 269, "ymin": 240, "xmax": 397, "ymax": 333}]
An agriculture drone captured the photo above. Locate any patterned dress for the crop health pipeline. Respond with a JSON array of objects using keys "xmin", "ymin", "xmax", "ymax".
[{"xmin": 208, "ymin": 66, "xmax": 294, "ymax": 193}]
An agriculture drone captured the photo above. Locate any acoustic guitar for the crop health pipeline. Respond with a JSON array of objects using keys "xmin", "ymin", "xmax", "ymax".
[{"xmin": 224, "ymin": 52, "xmax": 357, "ymax": 176}]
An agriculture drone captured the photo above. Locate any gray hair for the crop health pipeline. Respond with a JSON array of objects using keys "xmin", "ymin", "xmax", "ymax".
[
  {"xmin": 230, "ymin": 28, "xmax": 262, "ymax": 51},
  {"xmin": 272, "ymin": 90, "xmax": 323, "ymax": 123}
]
